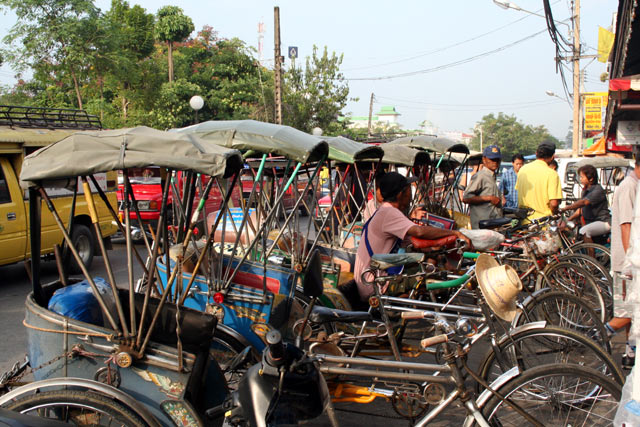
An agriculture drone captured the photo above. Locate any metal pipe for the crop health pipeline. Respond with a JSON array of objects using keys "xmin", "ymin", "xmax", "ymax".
[
  {"xmin": 318, "ymin": 354, "xmax": 450, "ymax": 372},
  {"xmin": 38, "ymin": 188, "xmax": 119, "ymax": 332},
  {"xmin": 123, "ymin": 172, "xmax": 136, "ymax": 336},
  {"xmin": 319, "ymin": 366, "xmax": 453, "ymax": 384},
  {"xmin": 82, "ymin": 177, "xmax": 129, "ymax": 337}
]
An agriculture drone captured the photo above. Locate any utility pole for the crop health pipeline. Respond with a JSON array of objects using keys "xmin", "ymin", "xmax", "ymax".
[
  {"xmin": 571, "ymin": 0, "xmax": 581, "ymax": 156},
  {"xmin": 274, "ymin": 7, "xmax": 283, "ymax": 125},
  {"xmin": 367, "ymin": 93, "xmax": 374, "ymax": 138}
]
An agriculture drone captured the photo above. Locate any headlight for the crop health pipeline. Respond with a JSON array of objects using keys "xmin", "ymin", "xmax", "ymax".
[{"xmin": 136, "ymin": 200, "xmax": 151, "ymax": 211}]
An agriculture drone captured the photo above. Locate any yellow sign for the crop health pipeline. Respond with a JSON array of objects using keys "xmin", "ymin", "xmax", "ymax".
[{"xmin": 583, "ymin": 92, "xmax": 608, "ymax": 131}]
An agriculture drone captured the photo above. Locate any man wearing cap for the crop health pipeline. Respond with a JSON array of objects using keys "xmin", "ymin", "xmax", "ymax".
[
  {"xmin": 462, "ymin": 145, "xmax": 503, "ymax": 229},
  {"xmin": 515, "ymin": 140, "xmax": 562, "ymax": 220},
  {"xmin": 353, "ymin": 172, "xmax": 471, "ymax": 302}
]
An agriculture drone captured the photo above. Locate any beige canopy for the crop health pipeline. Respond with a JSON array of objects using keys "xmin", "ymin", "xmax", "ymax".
[
  {"xmin": 20, "ymin": 126, "xmax": 243, "ymax": 187},
  {"xmin": 173, "ymin": 120, "xmax": 328, "ymax": 163}
]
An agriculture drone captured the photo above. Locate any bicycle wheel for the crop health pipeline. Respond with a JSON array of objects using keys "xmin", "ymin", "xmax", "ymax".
[
  {"xmin": 3, "ymin": 389, "xmax": 146, "ymax": 426},
  {"xmin": 556, "ymin": 253, "xmax": 613, "ymax": 318},
  {"xmin": 514, "ymin": 289, "xmax": 609, "ymax": 352},
  {"xmin": 569, "ymin": 242, "xmax": 611, "ymax": 270},
  {"xmin": 535, "ymin": 262, "xmax": 606, "ymax": 322},
  {"xmin": 210, "ymin": 328, "xmax": 255, "ymax": 390},
  {"xmin": 479, "ymin": 364, "xmax": 621, "ymax": 426},
  {"xmin": 477, "ymin": 325, "xmax": 624, "ymax": 392}
]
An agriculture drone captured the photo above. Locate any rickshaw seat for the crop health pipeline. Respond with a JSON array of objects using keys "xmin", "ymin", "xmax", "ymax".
[
  {"xmin": 370, "ymin": 252, "xmax": 424, "ymax": 270},
  {"xmin": 409, "ymin": 235, "xmax": 458, "ymax": 250},
  {"xmin": 478, "ymin": 218, "xmax": 511, "ymax": 229},
  {"xmin": 310, "ymin": 306, "xmax": 372, "ymax": 324},
  {"xmin": 130, "ymin": 292, "xmax": 217, "ymax": 354}
]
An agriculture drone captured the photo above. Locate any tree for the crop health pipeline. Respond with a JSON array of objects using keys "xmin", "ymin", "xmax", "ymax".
[
  {"xmin": 147, "ymin": 78, "xmax": 201, "ymax": 129},
  {"xmin": 282, "ymin": 45, "xmax": 353, "ymax": 134},
  {"xmin": 0, "ymin": 0, "xmax": 104, "ymax": 109},
  {"xmin": 154, "ymin": 6, "xmax": 194, "ymax": 82},
  {"xmin": 470, "ymin": 113, "xmax": 559, "ymax": 160}
]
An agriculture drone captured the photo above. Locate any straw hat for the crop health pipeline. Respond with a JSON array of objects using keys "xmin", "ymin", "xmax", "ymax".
[{"xmin": 476, "ymin": 254, "xmax": 523, "ymax": 321}]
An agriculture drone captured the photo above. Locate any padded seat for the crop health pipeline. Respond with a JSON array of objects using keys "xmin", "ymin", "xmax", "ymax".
[
  {"xmin": 478, "ymin": 218, "xmax": 512, "ymax": 229},
  {"xmin": 410, "ymin": 235, "xmax": 457, "ymax": 250},
  {"xmin": 370, "ymin": 252, "xmax": 424, "ymax": 270},
  {"xmin": 310, "ymin": 306, "xmax": 372, "ymax": 324}
]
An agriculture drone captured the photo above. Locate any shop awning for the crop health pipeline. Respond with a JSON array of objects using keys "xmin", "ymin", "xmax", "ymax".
[{"xmin": 609, "ymin": 75, "xmax": 640, "ymax": 91}]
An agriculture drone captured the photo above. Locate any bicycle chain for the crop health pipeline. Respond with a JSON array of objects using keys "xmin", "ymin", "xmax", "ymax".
[{"xmin": 1, "ymin": 345, "xmax": 84, "ymax": 389}]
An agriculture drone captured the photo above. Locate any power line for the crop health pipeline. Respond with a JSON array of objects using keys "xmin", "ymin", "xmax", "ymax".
[
  {"xmin": 346, "ymin": 28, "xmax": 548, "ymax": 81},
  {"xmin": 372, "ymin": 99, "xmax": 564, "ymax": 113}
]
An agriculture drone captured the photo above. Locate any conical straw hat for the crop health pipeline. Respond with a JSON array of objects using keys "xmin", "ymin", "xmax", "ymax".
[{"xmin": 476, "ymin": 254, "xmax": 523, "ymax": 321}]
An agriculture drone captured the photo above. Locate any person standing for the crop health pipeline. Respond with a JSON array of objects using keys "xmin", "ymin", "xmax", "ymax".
[
  {"xmin": 515, "ymin": 140, "xmax": 563, "ymax": 220},
  {"xmin": 463, "ymin": 145, "xmax": 503, "ymax": 229},
  {"xmin": 607, "ymin": 147, "xmax": 640, "ymax": 369},
  {"xmin": 499, "ymin": 154, "xmax": 525, "ymax": 209}
]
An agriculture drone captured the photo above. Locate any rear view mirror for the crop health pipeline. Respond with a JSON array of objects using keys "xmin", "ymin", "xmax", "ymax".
[{"xmin": 302, "ymin": 250, "xmax": 323, "ymax": 298}]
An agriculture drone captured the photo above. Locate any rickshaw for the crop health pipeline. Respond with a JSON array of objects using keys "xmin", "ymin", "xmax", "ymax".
[
  {"xmin": 0, "ymin": 127, "xmax": 245, "ymax": 426},
  {"xmin": 152, "ymin": 120, "xmax": 330, "ymax": 354}
]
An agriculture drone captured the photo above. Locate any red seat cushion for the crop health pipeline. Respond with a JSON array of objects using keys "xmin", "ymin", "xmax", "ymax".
[{"xmin": 410, "ymin": 235, "xmax": 457, "ymax": 250}]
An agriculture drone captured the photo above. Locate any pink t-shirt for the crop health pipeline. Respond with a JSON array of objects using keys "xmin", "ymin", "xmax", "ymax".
[{"xmin": 354, "ymin": 203, "xmax": 415, "ymax": 300}]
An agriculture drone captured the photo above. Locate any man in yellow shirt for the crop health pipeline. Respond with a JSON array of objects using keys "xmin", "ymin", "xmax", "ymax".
[{"xmin": 515, "ymin": 140, "xmax": 563, "ymax": 220}]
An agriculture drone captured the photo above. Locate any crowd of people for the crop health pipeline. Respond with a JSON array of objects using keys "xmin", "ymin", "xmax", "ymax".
[{"xmin": 351, "ymin": 138, "xmax": 639, "ymax": 368}]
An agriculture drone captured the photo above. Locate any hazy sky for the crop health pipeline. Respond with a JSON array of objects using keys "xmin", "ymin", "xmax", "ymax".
[{"xmin": 0, "ymin": 0, "xmax": 618, "ymax": 139}]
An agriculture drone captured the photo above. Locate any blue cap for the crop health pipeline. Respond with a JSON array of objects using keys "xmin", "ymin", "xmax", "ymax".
[{"xmin": 483, "ymin": 145, "xmax": 502, "ymax": 160}]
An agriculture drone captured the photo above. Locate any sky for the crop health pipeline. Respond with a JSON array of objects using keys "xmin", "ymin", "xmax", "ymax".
[{"xmin": 0, "ymin": 0, "xmax": 619, "ymax": 140}]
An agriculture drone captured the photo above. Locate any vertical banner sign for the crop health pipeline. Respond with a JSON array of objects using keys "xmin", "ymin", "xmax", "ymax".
[{"xmin": 583, "ymin": 92, "xmax": 608, "ymax": 131}]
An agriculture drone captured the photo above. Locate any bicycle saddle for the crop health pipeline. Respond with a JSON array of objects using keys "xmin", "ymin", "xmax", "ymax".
[
  {"xmin": 409, "ymin": 235, "xmax": 457, "ymax": 250},
  {"xmin": 478, "ymin": 218, "xmax": 512, "ymax": 229},
  {"xmin": 309, "ymin": 306, "xmax": 373, "ymax": 324},
  {"xmin": 370, "ymin": 252, "xmax": 424, "ymax": 270}
]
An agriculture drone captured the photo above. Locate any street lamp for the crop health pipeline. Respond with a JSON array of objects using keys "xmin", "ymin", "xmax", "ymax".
[
  {"xmin": 545, "ymin": 90, "xmax": 570, "ymax": 103},
  {"xmin": 189, "ymin": 95, "xmax": 204, "ymax": 124},
  {"xmin": 492, "ymin": 0, "xmax": 570, "ymax": 29}
]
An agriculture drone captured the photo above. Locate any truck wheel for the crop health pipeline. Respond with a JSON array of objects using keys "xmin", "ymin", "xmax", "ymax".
[{"xmin": 69, "ymin": 224, "xmax": 95, "ymax": 274}]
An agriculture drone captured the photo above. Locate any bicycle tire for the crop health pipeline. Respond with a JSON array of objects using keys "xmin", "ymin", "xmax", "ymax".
[
  {"xmin": 514, "ymin": 289, "xmax": 610, "ymax": 352},
  {"xmin": 569, "ymin": 242, "xmax": 611, "ymax": 270},
  {"xmin": 478, "ymin": 363, "xmax": 621, "ymax": 426},
  {"xmin": 534, "ymin": 262, "xmax": 606, "ymax": 322},
  {"xmin": 556, "ymin": 253, "xmax": 613, "ymax": 317},
  {"xmin": 3, "ymin": 389, "xmax": 146, "ymax": 426},
  {"xmin": 476, "ymin": 325, "xmax": 624, "ymax": 393}
]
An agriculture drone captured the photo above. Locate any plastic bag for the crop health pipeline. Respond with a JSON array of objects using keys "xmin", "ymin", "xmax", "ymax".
[
  {"xmin": 614, "ymin": 366, "xmax": 640, "ymax": 426},
  {"xmin": 48, "ymin": 277, "xmax": 115, "ymax": 327},
  {"xmin": 458, "ymin": 229, "xmax": 505, "ymax": 251}
]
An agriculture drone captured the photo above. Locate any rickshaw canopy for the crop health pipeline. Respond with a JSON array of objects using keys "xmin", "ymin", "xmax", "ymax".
[
  {"xmin": 173, "ymin": 120, "xmax": 328, "ymax": 163},
  {"xmin": 380, "ymin": 144, "xmax": 431, "ymax": 166},
  {"xmin": 20, "ymin": 126, "xmax": 244, "ymax": 186},
  {"xmin": 570, "ymin": 157, "xmax": 632, "ymax": 169},
  {"xmin": 388, "ymin": 135, "xmax": 470, "ymax": 154},
  {"xmin": 325, "ymin": 136, "xmax": 384, "ymax": 163}
]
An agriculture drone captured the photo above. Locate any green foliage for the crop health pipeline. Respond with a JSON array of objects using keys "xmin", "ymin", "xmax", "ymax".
[
  {"xmin": 0, "ymin": 2, "xmax": 352, "ymax": 134},
  {"xmin": 283, "ymin": 45, "xmax": 353, "ymax": 135},
  {"xmin": 147, "ymin": 78, "xmax": 201, "ymax": 129},
  {"xmin": 470, "ymin": 113, "xmax": 559, "ymax": 160},
  {"xmin": 154, "ymin": 5, "xmax": 194, "ymax": 43}
]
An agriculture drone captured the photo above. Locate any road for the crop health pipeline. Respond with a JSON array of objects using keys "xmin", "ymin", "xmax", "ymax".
[{"xmin": 0, "ymin": 243, "xmax": 627, "ymax": 426}]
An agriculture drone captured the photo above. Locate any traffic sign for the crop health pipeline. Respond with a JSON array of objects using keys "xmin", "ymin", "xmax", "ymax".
[{"xmin": 288, "ymin": 46, "xmax": 298, "ymax": 59}]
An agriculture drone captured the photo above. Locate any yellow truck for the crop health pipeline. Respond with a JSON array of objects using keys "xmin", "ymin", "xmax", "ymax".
[{"xmin": 0, "ymin": 106, "xmax": 118, "ymax": 271}]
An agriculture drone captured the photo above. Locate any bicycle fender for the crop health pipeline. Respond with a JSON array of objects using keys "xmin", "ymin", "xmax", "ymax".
[
  {"xmin": 463, "ymin": 366, "xmax": 521, "ymax": 427},
  {"xmin": 0, "ymin": 377, "xmax": 161, "ymax": 427}
]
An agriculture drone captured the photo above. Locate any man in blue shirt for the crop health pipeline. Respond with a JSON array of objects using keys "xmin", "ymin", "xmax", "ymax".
[{"xmin": 499, "ymin": 154, "xmax": 524, "ymax": 209}]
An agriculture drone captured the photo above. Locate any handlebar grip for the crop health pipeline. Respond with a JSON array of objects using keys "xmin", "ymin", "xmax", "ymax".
[
  {"xmin": 401, "ymin": 311, "xmax": 427, "ymax": 320},
  {"xmin": 420, "ymin": 334, "xmax": 448, "ymax": 349}
]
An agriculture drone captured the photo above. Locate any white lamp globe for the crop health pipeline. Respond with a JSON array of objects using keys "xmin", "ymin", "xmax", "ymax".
[
  {"xmin": 190, "ymin": 95, "xmax": 204, "ymax": 111},
  {"xmin": 312, "ymin": 127, "xmax": 323, "ymax": 136}
]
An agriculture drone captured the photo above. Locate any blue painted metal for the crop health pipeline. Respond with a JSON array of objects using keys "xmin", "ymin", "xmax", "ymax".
[{"xmin": 157, "ymin": 257, "xmax": 296, "ymax": 351}]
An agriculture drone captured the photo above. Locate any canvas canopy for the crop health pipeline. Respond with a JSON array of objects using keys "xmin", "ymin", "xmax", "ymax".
[
  {"xmin": 388, "ymin": 135, "xmax": 470, "ymax": 154},
  {"xmin": 380, "ymin": 144, "xmax": 430, "ymax": 166},
  {"xmin": 20, "ymin": 126, "xmax": 243, "ymax": 187},
  {"xmin": 325, "ymin": 136, "xmax": 383, "ymax": 163},
  {"xmin": 571, "ymin": 156, "xmax": 632, "ymax": 169},
  {"xmin": 173, "ymin": 120, "xmax": 328, "ymax": 164}
]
